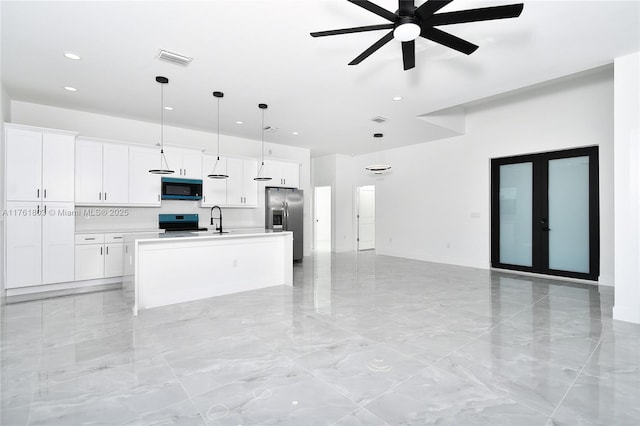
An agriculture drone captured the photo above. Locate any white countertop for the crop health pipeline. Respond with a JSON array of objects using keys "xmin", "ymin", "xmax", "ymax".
[
  {"xmin": 75, "ymin": 228, "xmax": 162, "ymax": 234},
  {"xmin": 125, "ymin": 228, "xmax": 292, "ymax": 243}
]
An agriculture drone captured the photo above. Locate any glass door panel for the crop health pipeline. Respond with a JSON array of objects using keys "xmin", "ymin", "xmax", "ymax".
[
  {"xmin": 548, "ymin": 156, "xmax": 590, "ymax": 273},
  {"xmin": 499, "ymin": 162, "xmax": 533, "ymax": 267}
]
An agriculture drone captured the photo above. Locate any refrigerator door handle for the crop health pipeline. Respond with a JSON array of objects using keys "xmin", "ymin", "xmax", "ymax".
[{"xmin": 284, "ymin": 202, "xmax": 289, "ymax": 230}]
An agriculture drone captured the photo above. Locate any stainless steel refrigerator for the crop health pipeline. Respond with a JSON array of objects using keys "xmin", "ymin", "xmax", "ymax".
[{"xmin": 265, "ymin": 187, "xmax": 303, "ymax": 261}]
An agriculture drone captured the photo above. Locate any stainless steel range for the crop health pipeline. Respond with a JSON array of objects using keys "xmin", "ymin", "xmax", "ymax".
[{"xmin": 159, "ymin": 214, "xmax": 208, "ymax": 232}]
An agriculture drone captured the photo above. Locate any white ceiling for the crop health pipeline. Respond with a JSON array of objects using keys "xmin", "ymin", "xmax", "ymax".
[{"xmin": 2, "ymin": 0, "xmax": 639, "ymax": 157}]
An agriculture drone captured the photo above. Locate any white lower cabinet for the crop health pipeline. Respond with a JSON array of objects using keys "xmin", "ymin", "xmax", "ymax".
[
  {"xmin": 5, "ymin": 201, "xmax": 75, "ymax": 288},
  {"xmin": 75, "ymin": 233, "xmax": 125, "ymax": 280}
]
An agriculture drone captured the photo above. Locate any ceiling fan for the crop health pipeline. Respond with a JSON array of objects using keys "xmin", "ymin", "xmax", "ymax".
[{"xmin": 311, "ymin": 0, "xmax": 524, "ymax": 70}]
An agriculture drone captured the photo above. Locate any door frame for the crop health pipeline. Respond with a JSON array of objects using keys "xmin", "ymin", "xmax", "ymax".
[
  {"xmin": 313, "ymin": 186, "xmax": 332, "ymax": 252},
  {"xmin": 356, "ymin": 185, "xmax": 376, "ymax": 251},
  {"xmin": 491, "ymin": 146, "xmax": 600, "ymax": 281}
]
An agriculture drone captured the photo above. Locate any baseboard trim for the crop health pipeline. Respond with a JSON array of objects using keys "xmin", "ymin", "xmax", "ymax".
[{"xmin": 5, "ymin": 279, "xmax": 122, "ymax": 303}]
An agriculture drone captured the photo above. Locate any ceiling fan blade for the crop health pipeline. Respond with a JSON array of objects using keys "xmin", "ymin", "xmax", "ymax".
[
  {"xmin": 420, "ymin": 27, "xmax": 478, "ymax": 55},
  {"xmin": 415, "ymin": 0, "xmax": 454, "ymax": 21},
  {"xmin": 349, "ymin": 31, "xmax": 394, "ymax": 65},
  {"xmin": 430, "ymin": 4, "xmax": 524, "ymax": 26},
  {"xmin": 347, "ymin": 0, "xmax": 397, "ymax": 22},
  {"xmin": 311, "ymin": 24, "xmax": 394, "ymax": 37},
  {"xmin": 398, "ymin": 0, "xmax": 415, "ymax": 16},
  {"xmin": 402, "ymin": 40, "xmax": 415, "ymax": 70}
]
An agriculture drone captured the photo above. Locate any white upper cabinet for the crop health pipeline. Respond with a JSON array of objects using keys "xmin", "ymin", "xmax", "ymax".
[
  {"xmin": 201, "ymin": 154, "xmax": 227, "ymax": 207},
  {"xmin": 75, "ymin": 139, "xmax": 102, "ymax": 203},
  {"xmin": 101, "ymin": 144, "xmax": 129, "ymax": 204},
  {"xmin": 42, "ymin": 133, "xmax": 76, "ymax": 201},
  {"xmin": 129, "ymin": 146, "xmax": 161, "ymax": 206},
  {"xmin": 75, "ymin": 138, "xmax": 128, "ymax": 205},
  {"xmin": 5, "ymin": 125, "xmax": 76, "ymax": 202},
  {"xmin": 264, "ymin": 159, "xmax": 300, "ymax": 188},
  {"xmin": 164, "ymin": 146, "xmax": 203, "ymax": 179},
  {"xmin": 226, "ymin": 157, "xmax": 258, "ymax": 207}
]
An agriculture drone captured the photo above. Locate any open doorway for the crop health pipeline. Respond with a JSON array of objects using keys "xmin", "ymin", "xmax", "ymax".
[
  {"xmin": 314, "ymin": 186, "xmax": 332, "ymax": 252},
  {"xmin": 357, "ymin": 185, "xmax": 375, "ymax": 251}
]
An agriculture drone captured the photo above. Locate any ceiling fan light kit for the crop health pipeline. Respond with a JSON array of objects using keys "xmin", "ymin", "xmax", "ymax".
[
  {"xmin": 208, "ymin": 91, "xmax": 229, "ymax": 179},
  {"xmin": 311, "ymin": 0, "xmax": 524, "ymax": 70},
  {"xmin": 149, "ymin": 76, "xmax": 175, "ymax": 175}
]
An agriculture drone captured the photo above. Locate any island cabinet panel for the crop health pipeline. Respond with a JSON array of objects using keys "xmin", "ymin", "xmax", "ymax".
[{"xmin": 128, "ymin": 231, "xmax": 293, "ymax": 314}]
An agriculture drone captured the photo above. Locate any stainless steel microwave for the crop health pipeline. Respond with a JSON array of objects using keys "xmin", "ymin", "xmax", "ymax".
[{"xmin": 161, "ymin": 177, "xmax": 203, "ymax": 200}]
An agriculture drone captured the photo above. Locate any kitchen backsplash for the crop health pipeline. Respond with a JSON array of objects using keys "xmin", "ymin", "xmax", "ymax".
[{"xmin": 74, "ymin": 199, "xmax": 264, "ymax": 231}]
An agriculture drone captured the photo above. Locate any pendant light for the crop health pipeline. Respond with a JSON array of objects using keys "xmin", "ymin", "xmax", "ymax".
[
  {"xmin": 254, "ymin": 103, "xmax": 272, "ymax": 181},
  {"xmin": 207, "ymin": 91, "xmax": 228, "ymax": 179},
  {"xmin": 364, "ymin": 133, "xmax": 392, "ymax": 174},
  {"xmin": 149, "ymin": 76, "xmax": 174, "ymax": 174}
]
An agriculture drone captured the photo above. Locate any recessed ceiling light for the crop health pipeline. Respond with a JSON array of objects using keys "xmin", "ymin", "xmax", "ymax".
[
  {"xmin": 164, "ymin": 106, "xmax": 174, "ymax": 111},
  {"xmin": 64, "ymin": 52, "xmax": 81, "ymax": 60},
  {"xmin": 292, "ymin": 132, "xmax": 299, "ymax": 135},
  {"xmin": 236, "ymin": 121, "xmax": 244, "ymax": 125},
  {"xmin": 392, "ymin": 96, "xmax": 403, "ymax": 101},
  {"xmin": 64, "ymin": 86, "xmax": 77, "ymax": 92}
]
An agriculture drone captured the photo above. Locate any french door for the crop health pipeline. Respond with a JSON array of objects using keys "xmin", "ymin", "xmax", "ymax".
[{"xmin": 491, "ymin": 147, "xmax": 599, "ymax": 281}]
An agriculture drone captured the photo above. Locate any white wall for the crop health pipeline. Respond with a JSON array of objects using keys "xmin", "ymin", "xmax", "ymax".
[
  {"xmin": 613, "ymin": 52, "xmax": 640, "ymax": 322},
  {"xmin": 10, "ymin": 101, "xmax": 312, "ymax": 256},
  {"xmin": 0, "ymin": 0, "xmax": 9, "ymax": 292},
  {"xmin": 339, "ymin": 67, "xmax": 615, "ymax": 285}
]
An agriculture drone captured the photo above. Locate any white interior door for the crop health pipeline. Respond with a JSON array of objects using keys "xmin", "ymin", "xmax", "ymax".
[
  {"xmin": 314, "ymin": 186, "xmax": 331, "ymax": 252},
  {"xmin": 357, "ymin": 185, "xmax": 375, "ymax": 251}
]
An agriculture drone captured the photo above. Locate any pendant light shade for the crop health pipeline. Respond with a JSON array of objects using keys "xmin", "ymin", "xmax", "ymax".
[
  {"xmin": 149, "ymin": 76, "xmax": 174, "ymax": 175},
  {"xmin": 254, "ymin": 103, "xmax": 272, "ymax": 181},
  {"xmin": 208, "ymin": 91, "xmax": 229, "ymax": 179},
  {"xmin": 364, "ymin": 133, "xmax": 392, "ymax": 173}
]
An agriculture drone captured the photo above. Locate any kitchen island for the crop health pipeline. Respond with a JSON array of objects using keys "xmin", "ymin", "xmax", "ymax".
[{"xmin": 123, "ymin": 229, "xmax": 293, "ymax": 315}]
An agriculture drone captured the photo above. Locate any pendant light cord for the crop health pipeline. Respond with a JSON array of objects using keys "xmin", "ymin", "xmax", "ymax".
[
  {"xmin": 217, "ymin": 96, "xmax": 221, "ymax": 160},
  {"xmin": 261, "ymin": 108, "xmax": 265, "ymax": 166},
  {"xmin": 160, "ymin": 82, "xmax": 164, "ymax": 153}
]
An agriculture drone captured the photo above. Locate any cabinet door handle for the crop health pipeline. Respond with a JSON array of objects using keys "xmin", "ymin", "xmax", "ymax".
[
  {"xmin": 37, "ymin": 189, "xmax": 40, "ymax": 198},
  {"xmin": 106, "ymin": 246, "xmax": 109, "ymax": 255},
  {"xmin": 85, "ymin": 237, "xmax": 96, "ymax": 241},
  {"xmin": 112, "ymin": 236, "xmax": 123, "ymax": 239},
  {"xmin": 99, "ymin": 192, "xmax": 102, "ymax": 200},
  {"xmin": 44, "ymin": 189, "xmax": 47, "ymax": 198},
  {"xmin": 104, "ymin": 192, "xmax": 107, "ymax": 201},
  {"xmin": 158, "ymin": 194, "xmax": 160, "ymax": 202},
  {"xmin": 100, "ymin": 247, "xmax": 103, "ymax": 255},
  {"xmin": 43, "ymin": 205, "xmax": 47, "ymax": 215}
]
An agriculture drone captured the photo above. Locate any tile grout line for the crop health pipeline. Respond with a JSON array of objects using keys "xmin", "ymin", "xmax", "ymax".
[{"xmin": 546, "ymin": 326, "xmax": 609, "ymax": 422}]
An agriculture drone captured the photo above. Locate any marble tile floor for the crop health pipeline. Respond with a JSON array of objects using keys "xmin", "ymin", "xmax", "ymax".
[{"xmin": 1, "ymin": 251, "xmax": 639, "ymax": 425}]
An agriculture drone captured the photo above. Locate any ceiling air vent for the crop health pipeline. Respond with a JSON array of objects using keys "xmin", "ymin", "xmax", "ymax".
[
  {"xmin": 371, "ymin": 116, "xmax": 388, "ymax": 124},
  {"xmin": 264, "ymin": 126, "xmax": 279, "ymax": 133},
  {"xmin": 156, "ymin": 49, "xmax": 193, "ymax": 66}
]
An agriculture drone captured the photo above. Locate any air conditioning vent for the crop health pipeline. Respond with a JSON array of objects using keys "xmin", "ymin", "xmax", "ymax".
[
  {"xmin": 371, "ymin": 116, "xmax": 388, "ymax": 123},
  {"xmin": 156, "ymin": 49, "xmax": 193, "ymax": 66},
  {"xmin": 264, "ymin": 126, "xmax": 279, "ymax": 133}
]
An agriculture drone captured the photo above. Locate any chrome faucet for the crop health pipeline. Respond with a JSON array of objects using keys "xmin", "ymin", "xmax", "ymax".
[{"xmin": 210, "ymin": 206, "xmax": 223, "ymax": 233}]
